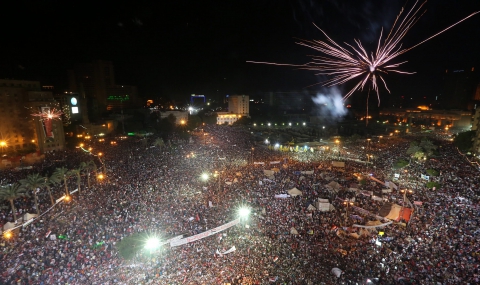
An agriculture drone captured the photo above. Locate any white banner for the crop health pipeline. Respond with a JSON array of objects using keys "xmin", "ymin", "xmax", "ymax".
[
  {"xmin": 274, "ymin": 194, "xmax": 290, "ymax": 199},
  {"xmin": 382, "ymin": 189, "xmax": 392, "ymax": 193},
  {"xmin": 217, "ymin": 246, "xmax": 236, "ymax": 256},
  {"xmin": 352, "ymin": 221, "xmax": 393, "ymax": 228},
  {"xmin": 160, "ymin": 235, "xmax": 183, "ymax": 246},
  {"xmin": 254, "ymin": 162, "xmax": 265, "ymax": 165},
  {"xmin": 170, "ymin": 219, "xmax": 240, "ymax": 247},
  {"xmin": 318, "ymin": 198, "xmax": 329, "ymax": 203},
  {"xmin": 421, "ymin": 174, "xmax": 430, "ymax": 181},
  {"xmin": 270, "ymin": 161, "xmax": 281, "ymax": 164}
]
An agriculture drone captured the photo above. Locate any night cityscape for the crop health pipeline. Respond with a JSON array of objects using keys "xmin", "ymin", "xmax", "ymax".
[{"xmin": 0, "ymin": 0, "xmax": 480, "ymax": 284}]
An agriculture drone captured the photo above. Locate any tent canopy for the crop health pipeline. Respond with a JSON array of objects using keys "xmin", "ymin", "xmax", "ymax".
[
  {"xmin": 23, "ymin": 213, "xmax": 37, "ymax": 221},
  {"xmin": 3, "ymin": 222, "xmax": 16, "ymax": 231},
  {"xmin": 290, "ymin": 227, "xmax": 299, "ymax": 235},
  {"xmin": 287, "ymin": 187, "xmax": 302, "ymax": 196}
]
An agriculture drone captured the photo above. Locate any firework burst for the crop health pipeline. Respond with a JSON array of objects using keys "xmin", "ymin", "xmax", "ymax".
[
  {"xmin": 31, "ymin": 107, "xmax": 63, "ymax": 121},
  {"xmin": 248, "ymin": 0, "xmax": 479, "ymax": 105}
]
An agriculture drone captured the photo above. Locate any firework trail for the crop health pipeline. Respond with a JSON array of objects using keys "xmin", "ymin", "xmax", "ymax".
[{"xmin": 248, "ymin": 0, "xmax": 479, "ymax": 105}]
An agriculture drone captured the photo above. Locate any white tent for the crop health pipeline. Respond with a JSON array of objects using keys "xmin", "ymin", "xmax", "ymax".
[
  {"xmin": 287, "ymin": 187, "xmax": 302, "ymax": 197},
  {"xmin": 325, "ymin": 181, "xmax": 341, "ymax": 192},
  {"xmin": 290, "ymin": 227, "xmax": 299, "ymax": 235},
  {"xmin": 264, "ymin": 170, "xmax": 275, "ymax": 176},
  {"xmin": 3, "ymin": 222, "xmax": 16, "ymax": 231},
  {"xmin": 331, "ymin": 268, "xmax": 343, "ymax": 278},
  {"xmin": 307, "ymin": 204, "xmax": 317, "ymax": 211},
  {"xmin": 23, "ymin": 213, "xmax": 37, "ymax": 221}
]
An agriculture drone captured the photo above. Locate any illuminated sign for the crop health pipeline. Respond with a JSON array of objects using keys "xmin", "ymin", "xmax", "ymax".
[
  {"xmin": 70, "ymin": 97, "xmax": 78, "ymax": 106},
  {"xmin": 71, "ymin": 107, "xmax": 79, "ymax": 114}
]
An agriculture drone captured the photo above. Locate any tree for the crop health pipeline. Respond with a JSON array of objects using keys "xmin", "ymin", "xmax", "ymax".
[
  {"xmin": 419, "ymin": 138, "xmax": 437, "ymax": 156},
  {"xmin": 406, "ymin": 142, "xmax": 423, "ymax": 160},
  {"xmin": 19, "ymin": 173, "xmax": 44, "ymax": 214},
  {"xmin": 84, "ymin": 160, "xmax": 97, "ymax": 189},
  {"xmin": 69, "ymin": 169, "xmax": 82, "ymax": 195},
  {"xmin": 0, "ymin": 183, "xmax": 28, "ymax": 222},
  {"xmin": 153, "ymin": 138, "xmax": 165, "ymax": 148},
  {"xmin": 43, "ymin": 175, "xmax": 57, "ymax": 207},
  {"xmin": 116, "ymin": 232, "xmax": 150, "ymax": 260},
  {"xmin": 53, "ymin": 167, "xmax": 71, "ymax": 196},
  {"xmin": 454, "ymin": 130, "xmax": 475, "ymax": 152}
]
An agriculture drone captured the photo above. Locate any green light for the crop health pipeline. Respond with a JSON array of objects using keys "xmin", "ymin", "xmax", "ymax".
[{"xmin": 127, "ymin": 132, "xmax": 135, "ymax": 136}]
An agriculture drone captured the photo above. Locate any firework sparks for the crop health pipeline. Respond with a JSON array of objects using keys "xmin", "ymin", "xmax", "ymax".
[
  {"xmin": 31, "ymin": 108, "xmax": 63, "ymax": 121},
  {"xmin": 248, "ymin": 0, "xmax": 479, "ymax": 104}
]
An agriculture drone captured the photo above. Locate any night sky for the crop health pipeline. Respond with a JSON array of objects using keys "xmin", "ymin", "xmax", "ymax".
[{"xmin": 1, "ymin": 0, "xmax": 479, "ymax": 103}]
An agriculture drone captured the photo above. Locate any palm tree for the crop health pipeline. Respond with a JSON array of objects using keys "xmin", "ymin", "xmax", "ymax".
[
  {"xmin": 53, "ymin": 166, "xmax": 71, "ymax": 196},
  {"xmin": 153, "ymin": 138, "xmax": 165, "ymax": 148},
  {"xmin": 84, "ymin": 160, "xmax": 97, "ymax": 189},
  {"xmin": 0, "ymin": 183, "xmax": 28, "ymax": 223},
  {"xmin": 69, "ymin": 167, "xmax": 82, "ymax": 195},
  {"xmin": 43, "ymin": 175, "xmax": 57, "ymax": 206},
  {"xmin": 19, "ymin": 173, "xmax": 44, "ymax": 214}
]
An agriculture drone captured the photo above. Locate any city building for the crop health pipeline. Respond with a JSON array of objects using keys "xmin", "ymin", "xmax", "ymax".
[
  {"xmin": 67, "ymin": 60, "xmax": 140, "ymax": 120},
  {"xmin": 0, "ymin": 79, "xmax": 65, "ymax": 154},
  {"xmin": 436, "ymin": 67, "xmax": 480, "ymax": 110},
  {"xmin": 216, "ymin": 112, "xmax": 243, "ymax": 125},
  {"xmin": 379, "ymin": 107, "xmax": 473, "ymax": 130},
  {"xmin": 227, "ymin": 95, "xmax": 249, "ymax": 116}
]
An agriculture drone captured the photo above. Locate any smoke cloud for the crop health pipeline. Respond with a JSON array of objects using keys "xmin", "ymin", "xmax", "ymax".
[{"xmin": 311, "ymin": 87, "xmax": 347, "ymax": 120}]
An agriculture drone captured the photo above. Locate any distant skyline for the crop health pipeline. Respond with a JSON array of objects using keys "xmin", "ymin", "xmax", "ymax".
[{"xmin": 1, "ymin": 0, "xmax": 479, "ymax": 104}]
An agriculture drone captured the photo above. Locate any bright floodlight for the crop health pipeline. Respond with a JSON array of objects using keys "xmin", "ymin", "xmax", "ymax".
[
  {"xmin": 239, "ymin": 207, "xmax": 251, "ymax": 217},
  {"xmin": 145, "ymin": 237, "xmax": 160, "ymax": 250},
  {"xmin": 201, "ymin": 173, "xmax": 209, "ymax": 181}
]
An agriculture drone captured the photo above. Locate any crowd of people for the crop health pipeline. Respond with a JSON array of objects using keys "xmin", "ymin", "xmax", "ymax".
[{"xmin": 0, "ymin": 125, "xmax": 479, "ymax": 284}]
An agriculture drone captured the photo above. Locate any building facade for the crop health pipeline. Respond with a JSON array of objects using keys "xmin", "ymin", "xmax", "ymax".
[
  {"xmin": 68, "ymin": 60, "xmax": 139, "ymax": 120},
  {"xmin": 228, "ymin": 95, "xmax": 249, "ymax": 116},
  {"xmin": 0, "ymin": 79, "xmax": 65, "ymax": 154},
  {"xmin": 216, "ymin": 112, "xmax": 243, "ymax": 125}
]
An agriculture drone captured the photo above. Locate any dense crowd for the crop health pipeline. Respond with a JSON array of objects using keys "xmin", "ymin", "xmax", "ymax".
[{"xmin": 0, "ymin": 125, "xmax": 479, "ymax": 284}]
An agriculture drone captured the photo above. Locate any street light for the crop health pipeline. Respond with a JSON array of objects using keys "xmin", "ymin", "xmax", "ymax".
[
  {"xmin": 3, "ymin": 230, "xmax": 12, "ymax": 240},
  {"xmin": 343, "ymin": 201, "xmax": 354, "ymax": 225},
  {"xmin": 251, "ymin": 147, "xmax": 254, "ymax": 164},
  {"xmin": 399, "ymin": 189, "xmax": 413, "ymax": 222},
  {"xmin": 335, "ymin": 139, "xmax": 340, "ymax": 158},
  {"xmin": 144, "ymin": 237, "xmax": 161, "ymax": 250},
  {"xmin": 238, "ymin": 206, "xmax": 251, "ymax": 222},
  {"xmin": 201, "ymin": 173, "xmax": 209, "ymax": 181}
]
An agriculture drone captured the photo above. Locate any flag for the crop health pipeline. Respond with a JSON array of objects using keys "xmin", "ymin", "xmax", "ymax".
[{"xmin": 269, "ymin": 276, "xmax": 278, "ymax": 282}]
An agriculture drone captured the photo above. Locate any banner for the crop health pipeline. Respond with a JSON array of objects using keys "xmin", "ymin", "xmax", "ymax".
[
  {"xmin": 270, "ymin": 161, "xmax": 281, "ymax": 164},
  {"xmin": 254, "ymin": 162, "xmax": 265, "ymax": 165},
  {"xmin": 382, "ymin": 189, "xmax": 392, "ymax": 193},
  {"xmin": 421, "ymin": 174, "xmax": 430, "ymax": 181},
  {"xmin": 352, "ymin": 221, "xmax": 393, "ymax": 228},
  {"xmin": 274, "ymin": 194, "xmax": 290, "ymax": 199},
  {"xmin": 318, "ymin": 198, "xmax": 329, "ymax": 203},
  {"xmin": 394, "ymin": 173, "xmax": 400, "ymax": 178},
  {"xmin": 331, "ymin": 161, "xmax": 345, "ymax": 168},
  {"xmin": 413, "ymin": 201, "xmax": 423, "ymax": 206},
  {"xmin": 170, "ymin": 219, "xmax": 240, "ymax": 247},
  {"xmin": 216, "ymin": 246, "xmax": 236, "ymax": 256},
  {"xmin": 160, "ymin": 235, "xmax": 183, "ymax": 246}
]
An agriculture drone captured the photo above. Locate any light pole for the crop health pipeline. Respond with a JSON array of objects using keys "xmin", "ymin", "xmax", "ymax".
[
  {"xmin": 251, "ymin": 147, "xmax": 254, "ymax": 164},
  {"xmin": 343, "ymin": 201, "xmax": 354, "ymax": 225},
  {"xmin": 335, "ymin": 139, "xmax": 340, "ymax": 159},
  {"xmin": 399, "ymin": 189, "xmax": 413, "ymax": 221}
]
